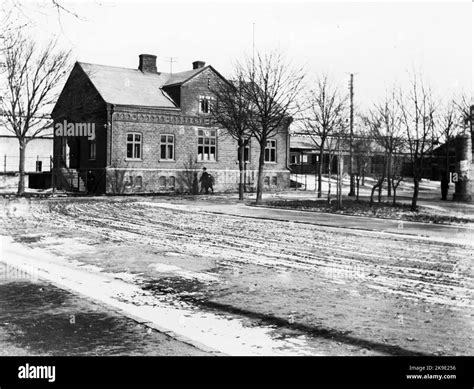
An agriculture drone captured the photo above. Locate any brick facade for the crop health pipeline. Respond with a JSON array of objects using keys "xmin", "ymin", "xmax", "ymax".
[{"xmin": 52, "ymin": 57, "xmax": 291, "ymax": 194}]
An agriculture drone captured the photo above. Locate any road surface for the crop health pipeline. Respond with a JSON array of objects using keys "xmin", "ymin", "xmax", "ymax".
[{"xmin": 1, "ymin": 196, "xmax": 472, "ymax": 355}]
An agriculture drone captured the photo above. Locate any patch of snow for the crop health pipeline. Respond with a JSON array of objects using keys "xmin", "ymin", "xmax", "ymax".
[
  {"xmin": 149, "ymin": 263, "xmax": 219, "ymax": 283},
  {"xmin": 1, "ymin": 236, "xmax": 317, "ymax": 355}
]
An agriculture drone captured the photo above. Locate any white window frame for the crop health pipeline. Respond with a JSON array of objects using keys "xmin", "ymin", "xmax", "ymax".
[
  {"xmin": 160, "ymin": 134, "xmax": 175, "ymax": 161},
  {"xmin": 199, "ymin": 96, "xmax": 213, "ymax": 114},
  {"xmin": 126, "ymin": 132, "xmax": 142, "ymax": 160},
  {"xmin": 197, "ymin": 128, "xmax": 217, "ymax": 162},
  {"xmin": 264, "ymin": 139, "xmax": 277, "ymax": 163}
]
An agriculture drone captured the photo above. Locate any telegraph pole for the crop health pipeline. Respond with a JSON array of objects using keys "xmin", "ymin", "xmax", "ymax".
[{"xmin": 348, "ymin": 73, "xmax": 355, "ymax": 197}]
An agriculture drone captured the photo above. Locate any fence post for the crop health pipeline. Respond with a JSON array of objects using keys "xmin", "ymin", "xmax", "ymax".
[{"xmin": 51, "ymin": 156, "xmax": 55, "ymax": 194}]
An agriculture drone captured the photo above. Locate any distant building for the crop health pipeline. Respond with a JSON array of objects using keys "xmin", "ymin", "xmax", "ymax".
[
  {"xmin": 52, "ymin": 54, "xmax": 291, "ymax": 194},
  {"xmin": 0, "ymin": 107, "xmax": 53, "ymax": 175},
  {"xmin": 289, "ymin": 135, "xmax": 392, "ymax": 177}
]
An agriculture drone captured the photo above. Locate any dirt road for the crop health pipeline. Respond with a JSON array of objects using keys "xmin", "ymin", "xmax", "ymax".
[{"xmin": 1, "ymin": 197, "xmax": 472, "ymax": 355}]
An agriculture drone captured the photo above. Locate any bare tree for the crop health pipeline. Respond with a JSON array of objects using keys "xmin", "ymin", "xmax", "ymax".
[
  {"xmin": 398, "ymin": 74, "xmax": 438, "ymax": 211},
  {"xmin": 1, "ymin": 0, "xmax": 84, "ymax": 43},
  {"xmin": 438, "ymin": 100, "xmax": 463, "ymax": 183},
  {"xmin": 1, "ymin": 33, "xmax": 71, "ymax": 195},
  {"xmin": 325, "ymin": 131, "xmax": 346, "ymax": 209},
  {"xmin": 390, "ymin": 153, "xmax": 405, "ymax": 205},
  {"xmin": 352, "ymin": 131, "xmax": 373, "ymax": 200},
  {"xmin": 365, "ymin": 91, "xmax": 404, "ymax": 197},
  {"xmin": 210, "ymin": 77, "xmax": 252, "ymax": 200},
  {"xmin": 300, "ymin": 75, "xmax": 346, "ymax": 198},
  {"xmin": 239, "ymin": 51, "xmax": 304, "ymax": 204},
  {"xmin": 454, "ymin": 93, "xmax": 472, "ymax": 136}
]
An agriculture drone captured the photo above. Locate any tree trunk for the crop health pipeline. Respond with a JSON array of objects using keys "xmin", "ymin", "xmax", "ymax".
[
  {"xmin": 327, "ymin": 156, "xmax": 332, "ymax": 204},
  {"xmin": 238, "ymin": 141, "xmax": 245, "ymax": 200},
  {"xmin": 411, "ymin": 177, "xmax": 419, "ymax": 211},
  {"xmin": 392, "ymin": 179, "xmax": 398, "ymax": 205},
  {"xmin": 317, "ymin": 148, "xmax": 324, "ymax": 198},
  {"xmin": 337, "ymin": 155, "xmax": 343, "ymax": 210},
  {"xmin": 370, "ymin": 175, "xmax": 384, "ymax": 206},
  {"xmin": 356, "ymin": 176, "xmax": 360, "ymax": 201},
  {"xmin": 18, "ymin": 139, "xmax": 27, "ymax": 196},
  {"xmin": 256, "ymin": 141, "xmax": 266, "ymax": 204},
  {"xmin": 387, "ymin": 153, "xmax": 392, "ymax": 197}
]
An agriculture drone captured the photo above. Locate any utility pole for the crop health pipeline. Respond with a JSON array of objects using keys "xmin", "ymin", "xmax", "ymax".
[
  {"xmin": 166, "ymin": 57, "xmax": 178, "ymax": 74},
  {"xmin": 348, "ymin": 73, "xmax": 355, "ymax": 196}
]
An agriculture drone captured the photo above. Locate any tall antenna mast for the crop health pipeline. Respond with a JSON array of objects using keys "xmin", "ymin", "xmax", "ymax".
[
  {"xmin": 252, "ymin": 22, "xmax": 256, "ymax": 69},
  {"xmin": 165, "ymin": 57, "xmax": 178, "ymax": 74}
]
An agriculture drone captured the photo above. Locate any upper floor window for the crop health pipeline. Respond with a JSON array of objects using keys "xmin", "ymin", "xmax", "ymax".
[
  {"xmin": 264, "ymin": 139, "xmax": 277, "ymax": 163},
  {"xmin": 199, "ymin": 96, "xmax": 212, "ymax": 114},
  {"xmin": 198, "ymin": 129, "xmax": 216, "ymax": 161},
  {"xmin": 126, "ymin": 133, "xmax": 142, "ymax": 159},
  {"xmin": 160, "ymin": 134, "xmax": 174, "ymax": 160}
]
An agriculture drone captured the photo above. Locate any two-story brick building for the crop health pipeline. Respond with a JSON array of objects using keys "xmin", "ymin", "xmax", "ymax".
[{"xmin": 51, "ymin": 54, "xmax": 291, "ymax": 194}]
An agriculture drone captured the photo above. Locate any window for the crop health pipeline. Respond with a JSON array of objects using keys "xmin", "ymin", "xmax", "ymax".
[
  {"xmin": 168, "ymin": 176, "xmax": 175, "ymax": 189},
  {"xmin": 199, "ymin": 96, "xmax": 211, "ymax": 114},
  {"xmin": 158, "ymin": 176, "xmax": 166, "ymax": 188},
  {"xmin": 237, "ymin": 143, "xmax": 250, "ymax": 163},
  {"xmin": 88, "ymin": 139, "xmax": 96, "ymax": 160},
  {"xmin": 135, "ymin": 176, "xmax": 142, "ymax": 188},
  {"xmin": 198, "ymin": 129, "xmax": 217, "ymax": 161},
  {"xmin": 126, "ymin": 133, "xmax": 142, "ymax": 159},
  {"xmin": 160, "ymin": 134, "xmax": 174, "ymax": 160},
  {"xmin": 272, "ymin": 177, "xmax": 277, "ymax": 186},
  {"xmin": 264, "ymin": 139, "xmax": 277, "ymax": 163}
]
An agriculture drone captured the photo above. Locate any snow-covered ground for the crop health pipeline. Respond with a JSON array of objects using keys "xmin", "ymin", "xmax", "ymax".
[
  {"xmin": 1, "ymin": 197, "xmax": 472, "ymax": 356},
  {"xmin": 291, "ymin": 173, "xmax": 442, "ymax": 198}
]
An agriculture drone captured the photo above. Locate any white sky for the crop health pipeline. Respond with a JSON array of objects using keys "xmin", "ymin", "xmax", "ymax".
[{"xmin": 13, "ymin": 0, "xmax": 474, "ymax": 110}]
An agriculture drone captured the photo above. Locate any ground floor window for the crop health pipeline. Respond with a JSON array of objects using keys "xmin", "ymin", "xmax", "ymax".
[
  {"xmin": 88, "ymin": 139, "xmax": 96, "ymax": 160},
  {"xmin": 198, "ymin": 129, "xmax": 217, "ymax": 161},
  {"xmin": 160, "ymin": 134, "xmax": 174, "ymax": 160}
]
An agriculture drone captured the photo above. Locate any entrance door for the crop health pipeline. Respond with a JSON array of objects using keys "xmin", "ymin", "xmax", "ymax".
[{"xmin": 69, "ymin": 137, "xmax": 80, "ymax": 169}]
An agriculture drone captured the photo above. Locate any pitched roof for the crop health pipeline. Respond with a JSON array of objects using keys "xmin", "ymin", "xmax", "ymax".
[
  {"xmin": 290, "ymin": 137, "xmax": 318, "ymax": 150},
  {"xmin": 163, "ymin": 67, "xmax": 206, "ymax": 87},
  {"xmin": 78, "ymin": 62, "xmax": 179, "ymax": 108}
]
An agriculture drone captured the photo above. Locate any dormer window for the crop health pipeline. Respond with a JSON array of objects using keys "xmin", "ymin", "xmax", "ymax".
[{"xmin": 199, "ymin": 96, "xmax": 212, "ymax": 114}]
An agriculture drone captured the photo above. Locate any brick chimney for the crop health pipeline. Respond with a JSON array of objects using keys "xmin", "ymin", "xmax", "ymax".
[
  {"xmin": 138, "ymin": 54, "xmax": 157, "ymax": 73},
  {"xmin": 192, "ymin": 60, "xmax": 205, "ymax": 70}
]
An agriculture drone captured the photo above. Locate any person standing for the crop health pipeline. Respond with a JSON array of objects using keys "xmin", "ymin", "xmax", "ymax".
[
  {"xmin": 199, "ymin": 167, "xmax": 210, "ymax": 194},
  {"xmin": 441, "ymin": 171, "xmax": 449, "ymax": 200},
  {"xmin": 192, "ymin": 172, "xmax": 199, "ymax": 195}
]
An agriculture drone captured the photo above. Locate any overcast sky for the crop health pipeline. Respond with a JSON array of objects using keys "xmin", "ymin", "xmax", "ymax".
[{"xmin": 14, "ymin": 0, "xmax": 473, "ymax": 110}]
